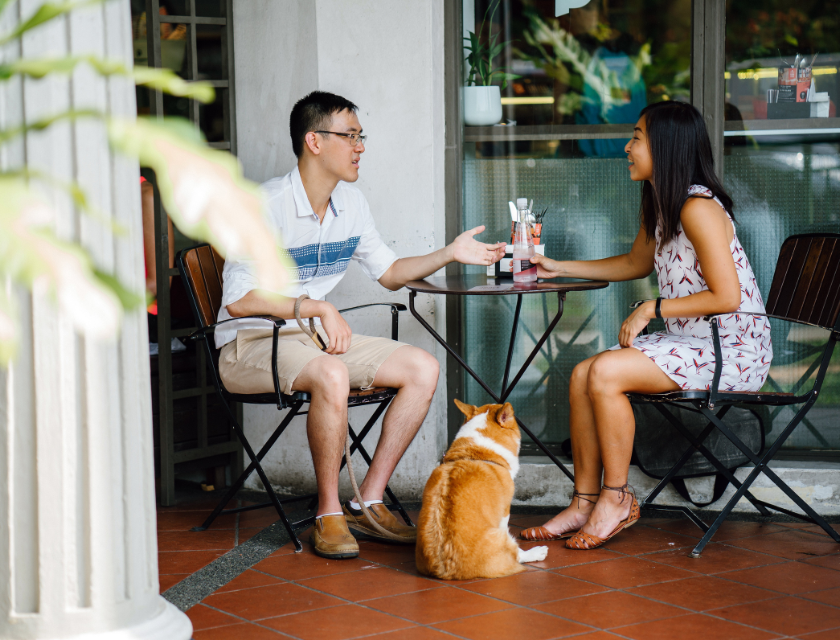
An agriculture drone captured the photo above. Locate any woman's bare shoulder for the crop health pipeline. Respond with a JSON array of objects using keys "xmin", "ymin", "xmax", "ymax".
[{"xmin": 680, "ymin": 194, "xmax": 732, "ymax": 243}]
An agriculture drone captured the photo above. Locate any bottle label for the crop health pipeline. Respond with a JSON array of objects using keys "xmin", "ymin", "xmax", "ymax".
[{"xmin": 513, "ymin": 260, "xmax": 534, "ymax": 272}]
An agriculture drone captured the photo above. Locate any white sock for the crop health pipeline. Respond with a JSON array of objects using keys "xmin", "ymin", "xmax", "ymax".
[
  {"xmin": 349, "ymin": 499, "xmax": 383, "ymax": 511},
  {"xmin": 316, "ymin": 511, "xmax": 343, "ymax": 519}
]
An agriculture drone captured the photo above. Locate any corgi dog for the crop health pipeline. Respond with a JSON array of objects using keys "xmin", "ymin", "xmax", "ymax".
[{"xmin": 415, "ymin": 399, "xmax": 548, "ymax": 580}]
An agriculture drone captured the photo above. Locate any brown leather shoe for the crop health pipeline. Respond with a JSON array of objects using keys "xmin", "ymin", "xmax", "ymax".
[
  {"xmin": 342, "ymin": 501, "xmax": 416, "ymax": 544},
  {"xmin": 309, "ymin": 515, "xmax": 359, "ymax": 559}
]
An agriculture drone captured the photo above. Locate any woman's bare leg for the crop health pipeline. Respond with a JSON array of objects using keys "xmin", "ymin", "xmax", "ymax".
[
  {"xmin": 578, "ymin": 347, "xmax": 679, "ymax": 540},
  {"xmin": 534, "ymin": 353, "xmax": 604, "ymax": 535}
]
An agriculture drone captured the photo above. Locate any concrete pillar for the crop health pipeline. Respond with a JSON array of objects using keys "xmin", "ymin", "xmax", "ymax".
[{"xmin": 0, "ymin": 1, "xmax": 190, "ymax": 638}]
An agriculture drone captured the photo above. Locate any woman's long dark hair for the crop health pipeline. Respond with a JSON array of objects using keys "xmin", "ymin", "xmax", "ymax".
[{"xmin": 637, "ymin": 101, "xmax": 734, "ymax": 245}]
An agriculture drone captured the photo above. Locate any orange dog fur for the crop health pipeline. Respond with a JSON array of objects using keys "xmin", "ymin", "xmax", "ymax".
[{"xmin": 415, "ymin": 400, "xmax": 548, "ymax": 580}]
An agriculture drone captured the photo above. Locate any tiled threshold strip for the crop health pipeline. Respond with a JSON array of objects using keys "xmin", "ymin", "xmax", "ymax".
[
  {"xmin": 163, "ymin": 518, "xmax": 294, "ymax": 612},
  {"xmin": 161, "ymin": 502, "xmax": 840, "ymax": 614}
]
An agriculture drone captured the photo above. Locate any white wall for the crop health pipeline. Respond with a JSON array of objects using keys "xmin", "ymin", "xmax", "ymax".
[
  {"xmin": 233, "ymin": 0, "xmax": 319, "ymax": 183},
  {"xmin": 233, "ymin": 0, "xmax": 449, "ymax": 499}
]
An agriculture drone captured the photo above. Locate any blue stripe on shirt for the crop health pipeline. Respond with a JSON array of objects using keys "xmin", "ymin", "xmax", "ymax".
[{"xmin": 284, "ymin": 236, "xmax": 361, "ymax": 280}]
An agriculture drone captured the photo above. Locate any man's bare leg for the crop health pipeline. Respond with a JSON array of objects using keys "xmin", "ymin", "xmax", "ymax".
[
  {"xmin": 292, "ymin": 355, "xmax": 350, "ymax": 516},
  {"xmin": 357, "ymin": 346, "xmax": 440, "ymax": 502}
]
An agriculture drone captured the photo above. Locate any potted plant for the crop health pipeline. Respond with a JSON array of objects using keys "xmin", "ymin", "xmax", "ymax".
[{"xmin": 463, "ymin": 0, "xmax": 519, "ymax": 126}]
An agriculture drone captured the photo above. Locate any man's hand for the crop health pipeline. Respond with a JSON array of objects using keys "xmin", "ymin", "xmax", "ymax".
[
  {"xmin": 618, "ymin": 300, "xmax": 654, "ymax": 348},
  {"xmin": 450, "ymin": 226, "xmax": 506, "ymax": 266},
  {"xmin": 318, "ymin": 302, "xmax": 353, "ymax": 355}
]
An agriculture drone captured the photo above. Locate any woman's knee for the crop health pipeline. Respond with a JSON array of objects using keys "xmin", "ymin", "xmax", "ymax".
[
  {"xmin": 570, "ymin": 358, "xmax": 594, "ymax": 397},
  {"xmin": 586, "ymin": 354, "xmax": 619, "ymax": 397}
]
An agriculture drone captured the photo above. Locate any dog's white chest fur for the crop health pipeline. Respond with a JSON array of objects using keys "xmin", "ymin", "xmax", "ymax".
[{"xmin": 453, "ymin": 412, "xmax": 520, "ymax": 479}]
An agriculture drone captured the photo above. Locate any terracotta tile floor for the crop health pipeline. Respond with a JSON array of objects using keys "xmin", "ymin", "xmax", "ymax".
[{"xmin": 158, "ymin": 504, "xmax": 840, "ymax": 639}]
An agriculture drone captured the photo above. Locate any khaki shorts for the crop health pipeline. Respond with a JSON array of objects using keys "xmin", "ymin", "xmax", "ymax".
[{"xmin": 218, "ymin": 327, "xmax": 408, "ymax": 396}]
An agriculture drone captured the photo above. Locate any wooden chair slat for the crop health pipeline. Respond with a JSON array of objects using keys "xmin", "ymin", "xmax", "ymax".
[
  {"xmin": 772, "ymin": 237, "xmax": 811, "ymax": 319},
  {"xmin": 183, "ymin": 249, "xmax": 209, "ymax": 327},
  {"xmin": 766, "ymin": 237, "xmax": 797, "ymax": 316},
  {"xmin": 197, "ymin": 245, "xmax": 224, "ymax": 325},
  {"xmin": 818, "ymin": 247, "xmax": 840, "ymax": 329},
  {"xmin": 788, "ymin": 237, "xmax": 826, "ymax": 321},
  {"xmin": 808, "ymin": 239, "xmax": 840, "ymax": 326}
]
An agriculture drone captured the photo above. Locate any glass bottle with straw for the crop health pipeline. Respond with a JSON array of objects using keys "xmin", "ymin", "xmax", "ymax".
[{"xmin": 512, "ymin": 198, "xmax": 537, "ymax": 283}]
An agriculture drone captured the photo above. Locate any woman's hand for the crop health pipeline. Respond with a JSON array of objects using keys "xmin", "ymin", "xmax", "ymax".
[
  {"xmin": 619, "ymin": 300, "xmax": 655, "ymax": 348},
  {"xmin": 529, "ymin": 254, "xmax": 565, "ymax": 279}
]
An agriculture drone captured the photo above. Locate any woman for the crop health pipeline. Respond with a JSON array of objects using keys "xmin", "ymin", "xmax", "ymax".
[{"xmin": 521, "ymin": 101, "xmax": 772, "ymax": 550}]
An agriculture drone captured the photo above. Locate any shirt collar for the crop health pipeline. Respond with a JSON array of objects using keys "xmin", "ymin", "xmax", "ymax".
[{"xmin": 291, "ymin": 165, "xmax": 345, "ymax": 219}]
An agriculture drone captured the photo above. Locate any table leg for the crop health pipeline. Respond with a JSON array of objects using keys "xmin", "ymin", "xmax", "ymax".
[
  {"xmin": 408, "ymin": 291, "xmax": 574, "ymax": 482},
  {"xmin": 502, "ymin": 295, "xmax": 523, "ymax": 393}
]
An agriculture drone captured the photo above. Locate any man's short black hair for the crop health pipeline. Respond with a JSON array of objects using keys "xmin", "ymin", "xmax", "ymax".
[{"xmin": 289, "ymin": 91, "xmax": 358, "ymax": 158}]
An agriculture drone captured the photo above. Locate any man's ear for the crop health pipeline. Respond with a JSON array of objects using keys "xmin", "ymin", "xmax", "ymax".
[
  {"xmin": 304, "ymin": 131, "xmax": 321, "ymax": 156},
  {"xmin": 453, "ymin": 398, "xmax": 474, "ymax": 419},
  {"xmin": 496, "ymin": 402, "xmax": 515, "ymax": 428}
]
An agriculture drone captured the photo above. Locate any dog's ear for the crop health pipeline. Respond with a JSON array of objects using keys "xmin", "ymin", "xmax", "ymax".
[
  {"xmin": 453, "ymin": 398, "xmax": 474, "ymax": 419},
  {"xmin": 495, "ymin": 402, "xmax": 515, "ymax": 428}
]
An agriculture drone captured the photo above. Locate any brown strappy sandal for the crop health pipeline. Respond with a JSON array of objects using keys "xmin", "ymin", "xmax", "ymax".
[
  {"xmin": 520, "ymin": 490, "xmax": 599, "ymax": 541},
  {"xmin": 565, "ymin": 483, "xmax": 640, "ymax": 550}
]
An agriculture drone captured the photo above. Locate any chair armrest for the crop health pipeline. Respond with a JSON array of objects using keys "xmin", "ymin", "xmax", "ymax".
[
  {"xmin": 187, "ymin": 315, "xmax": 287, "ymax": 408},
  {"xmin": 187, "ymin": 315, "xmax": 285, "ymax": 340},
  {"xmin": 338, "ymin": 302, "xmax": 406, "ymax": 341}
]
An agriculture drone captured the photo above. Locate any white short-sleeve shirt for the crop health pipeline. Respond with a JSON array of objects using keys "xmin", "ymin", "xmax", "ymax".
[{"xmin": 215, "ymin": 166, "xmax": 398, "ymax": 348}]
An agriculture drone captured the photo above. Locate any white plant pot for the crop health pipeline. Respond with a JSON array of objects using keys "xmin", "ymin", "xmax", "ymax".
[{"xmin": 463, "ymin": 85, "xmax": 502, "ymax": 126}]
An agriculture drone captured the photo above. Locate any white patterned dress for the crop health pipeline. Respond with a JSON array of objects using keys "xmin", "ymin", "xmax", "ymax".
[{"xmin": 611, "ymin": 185, "xmax": 773, "ymax": 391}]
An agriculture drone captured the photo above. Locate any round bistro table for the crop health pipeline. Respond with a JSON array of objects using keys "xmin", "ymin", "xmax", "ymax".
[{"xmin": 406, "ymin": 274, "xmax": 609, "ymax": 480}]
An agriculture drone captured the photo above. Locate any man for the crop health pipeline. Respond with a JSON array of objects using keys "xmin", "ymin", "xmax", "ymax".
[{"xmin": 217, "ymin": 91, "xmax": 505, "ymax": 559}]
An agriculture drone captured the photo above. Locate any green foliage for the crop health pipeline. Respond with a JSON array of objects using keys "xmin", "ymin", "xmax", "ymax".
[
  {"xmin": 0, "ymin": 55, "xmax": 214, "ymax": 103},
  {"xmin": 0, "ymin": 0, "xmax": 293, "ymax": 365},
  {"xmin": 463, "ymin": 0, "xmax": 520, "ymax": 89},
  {"xmin": 0, "ymin": 0, "xmax": 104, "ymax": 46}
]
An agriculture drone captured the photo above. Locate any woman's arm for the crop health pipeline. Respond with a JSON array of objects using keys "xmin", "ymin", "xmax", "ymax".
[
  {"xmin": 529, "ymin": 225, "xmax": 656, "ymax": 282},
  {"xmin": 618, "ymin": 197, "xmax": 741, "ymax": 347}
]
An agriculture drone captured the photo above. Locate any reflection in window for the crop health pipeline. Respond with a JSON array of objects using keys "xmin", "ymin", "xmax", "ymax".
[
  {"xmin": 467, "ymin": 0, "xmax": 690, "ymax": 156},
  {"xmin": 724, "ymin": 1, "xmax": 840, "ymax": 453},
  {"xmin": 725, "ymin": 1, "xmax": 840, "ymax": 122}
]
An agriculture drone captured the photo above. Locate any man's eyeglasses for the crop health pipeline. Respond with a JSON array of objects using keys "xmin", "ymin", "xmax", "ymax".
[{"xmin": 314, "ymin": 131, "xmax": 367, "ymax": 146}]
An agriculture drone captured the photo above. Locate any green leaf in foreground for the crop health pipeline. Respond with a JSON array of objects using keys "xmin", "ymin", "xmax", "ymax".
[
  {"xmin": 108, "ymin": 116, "xmax": 295, "ymax": 297},
  {"xmin": 0, "ymin": 0, "xmax": 105, "ymax": 47},
  {"xmin": 133, "ymin": 66, "xmax": 215, "ymax": 103}
]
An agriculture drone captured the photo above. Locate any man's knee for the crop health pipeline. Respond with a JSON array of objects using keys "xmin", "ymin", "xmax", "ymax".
[
  {"xmin": 308, "ymin": 356, "xmax": 350, "ymax": 398},
  {"xmin": 404, "ymin": 347, "xmax": 440, "ymax": 393}
]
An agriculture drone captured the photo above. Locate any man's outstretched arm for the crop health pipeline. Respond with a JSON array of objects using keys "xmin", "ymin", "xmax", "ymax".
[{"xmin": 377, "ymin": 226, "xmax": 506, "ymax": 291}]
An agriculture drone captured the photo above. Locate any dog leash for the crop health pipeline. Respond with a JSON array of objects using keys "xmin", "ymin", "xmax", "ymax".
[{"xmin": 294, "ymin": 295, "xmax": 407, "ymax": 542}]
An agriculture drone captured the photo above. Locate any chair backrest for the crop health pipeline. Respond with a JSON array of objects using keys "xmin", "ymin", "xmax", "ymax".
[
  {"xmin": 177, "ymin": 244, "xmax": 225, "ymax": 329},
  {"xmin": 766, "ymin": 233, "xmax": 840, "ymax": 330}
]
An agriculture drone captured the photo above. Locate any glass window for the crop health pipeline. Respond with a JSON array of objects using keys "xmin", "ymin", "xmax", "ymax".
[
  {"xmin": 195, "ymin": 0, "xmax": 226, "ymax": 18},
  {"xmin": 196, "ymin": 25, "xmax": 225, "ymax": 80},
  {"xmin": 460, "ymin": 0, "xmax": 690, "ymax": 451},
  {"xmin": 725, "ymin": 1, "xmax": 840, "ymax": 122},
  {"xmin": 465, "ymin": 1, "xmax": 690, "ymax": 144},
  {"xmin": 724, "ymin": 1, "xmax": 840, "ymax": 453}
]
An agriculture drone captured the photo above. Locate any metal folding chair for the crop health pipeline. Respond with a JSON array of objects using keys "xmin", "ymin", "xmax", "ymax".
[
  {"xmin": 176, "ymin": 244, "xmax": 413, "ymax": 551},
  {"xmin": 629, "ymin": 233, "xmax": 840, "ymax": 557}
]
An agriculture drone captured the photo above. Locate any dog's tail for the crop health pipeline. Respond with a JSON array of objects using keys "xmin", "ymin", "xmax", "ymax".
[{"xmin": 416, "ymin": 464, "xmax": 462, "ymax": 580}]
